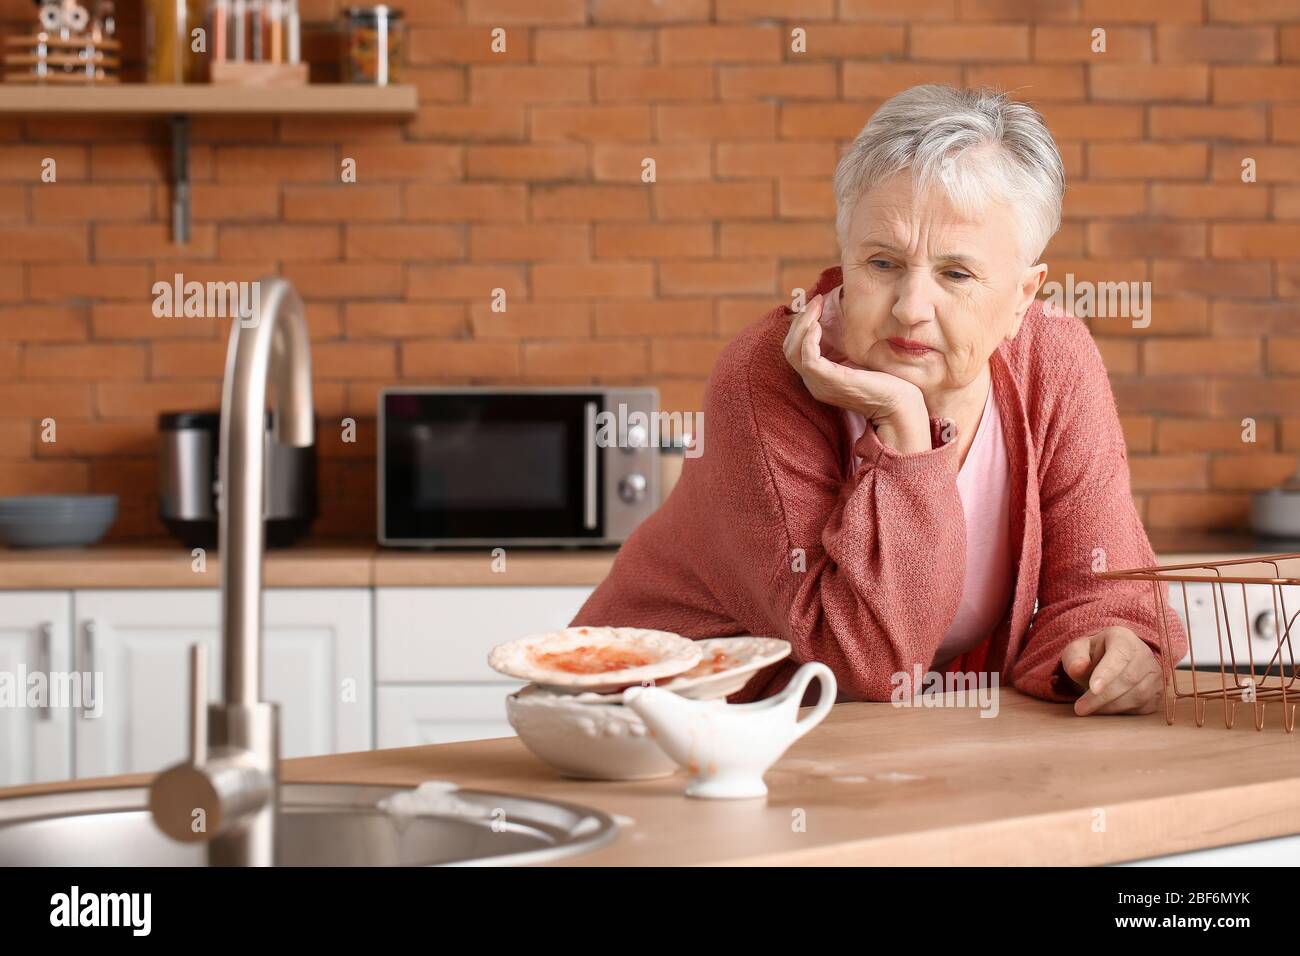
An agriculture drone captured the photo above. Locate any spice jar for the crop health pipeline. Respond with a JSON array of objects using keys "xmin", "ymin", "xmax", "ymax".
[{"xmin": 344, "ymin": 5, "xmax": 402, "ymax": 85}]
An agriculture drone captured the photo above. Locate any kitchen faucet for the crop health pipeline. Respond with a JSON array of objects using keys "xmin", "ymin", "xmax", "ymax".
[{"xmin": 148, "ymin": 277, "xmax": 314, "ymax": 866}]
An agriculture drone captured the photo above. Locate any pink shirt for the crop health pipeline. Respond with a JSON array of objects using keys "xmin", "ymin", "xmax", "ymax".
[{"xmin": 826, "ymin": 284, "xmax": 1015, "ymax": 670}]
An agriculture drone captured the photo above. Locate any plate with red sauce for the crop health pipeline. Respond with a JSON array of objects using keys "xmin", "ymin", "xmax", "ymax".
[
  {"xmin": 654, "ymin": 636, "xmax": 792, "ymax": 699},
  {"xmin": 565, "ymin": 636, "xmax": 794, "ymax": 702},
  {"xmin": 487, "ymin": 626, "xmax": 701, "ymax": 693}
]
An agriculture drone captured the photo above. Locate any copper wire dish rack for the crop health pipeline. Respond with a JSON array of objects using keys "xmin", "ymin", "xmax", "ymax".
[{"xmin": 1095, "ymin": 553, "xmax": 1298, "ymax": 733}]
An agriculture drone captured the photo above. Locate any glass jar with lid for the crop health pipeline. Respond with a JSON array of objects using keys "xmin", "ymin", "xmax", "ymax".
[{"xmin": 344, "ymin": 5, "xmax": 403, "ymax": 85}]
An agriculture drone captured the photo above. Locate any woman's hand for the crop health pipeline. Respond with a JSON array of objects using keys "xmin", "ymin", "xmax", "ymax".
[
  {"xmin": 783, "ymin": 293, "xmax": 932, "ymax": 454},
  {"xmin": 1060, "ymin": 626, "xmax": 1164, "ymax": 716}
]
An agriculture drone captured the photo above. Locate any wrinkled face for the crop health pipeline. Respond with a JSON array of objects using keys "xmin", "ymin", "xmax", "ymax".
[{"xmin": 838, "ymin": 170, "xmax": 1046, "ymax": 399}]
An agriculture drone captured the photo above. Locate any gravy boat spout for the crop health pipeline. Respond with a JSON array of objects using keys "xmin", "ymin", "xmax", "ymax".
[{"xmin": 622, "ymin": 662, "xmax": 836, "ymax": 799}]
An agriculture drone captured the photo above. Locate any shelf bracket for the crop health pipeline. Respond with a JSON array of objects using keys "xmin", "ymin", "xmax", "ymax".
[{"xmin": 170, "ymin": 114, "xmax": 190, "ymax": 246}]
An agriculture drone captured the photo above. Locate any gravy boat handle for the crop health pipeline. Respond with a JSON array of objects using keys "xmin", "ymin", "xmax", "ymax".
[{"xmin": 786, "ymin": 662, "xmax": 837, "ymax": 741}]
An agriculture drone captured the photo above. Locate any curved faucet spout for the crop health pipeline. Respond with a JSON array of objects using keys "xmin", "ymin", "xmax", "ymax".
[{"xmin": 219, "ymin": 277, "xmax": 313, "ymax": 707}]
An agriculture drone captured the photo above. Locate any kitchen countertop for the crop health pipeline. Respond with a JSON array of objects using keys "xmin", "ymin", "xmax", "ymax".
[
  {"xmin": 0, "ymin": 531, "xmax": 1294, "ymax": 590},
  {"xmin": 0, "ymin": 542, "xmax": 618, "ymax": 588},
  {"xmin": 3, "ymin": 687, "xmax": 1296, "ymax": 865}
]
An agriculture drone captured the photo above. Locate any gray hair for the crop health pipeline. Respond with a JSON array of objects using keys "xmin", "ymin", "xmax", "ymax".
[{"xmin": 833, "ymin": 85, "xmax": 1065, "ymax": 267}]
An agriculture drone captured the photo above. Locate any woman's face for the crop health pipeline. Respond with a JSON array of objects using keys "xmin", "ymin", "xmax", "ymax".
[{"xmin": 837, "ymin": 171, "xmax": 1048, "ymax": 400}]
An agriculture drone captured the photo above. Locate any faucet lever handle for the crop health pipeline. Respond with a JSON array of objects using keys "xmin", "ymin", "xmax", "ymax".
[{"xmin": 189, "ymin": 642, "xmax": 208, "ymax": 766}]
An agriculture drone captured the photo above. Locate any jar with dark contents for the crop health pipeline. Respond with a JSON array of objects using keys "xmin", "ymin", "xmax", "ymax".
[{"xmin": 344, "ymin": 5, "xmax": 403, "ymax": 85}]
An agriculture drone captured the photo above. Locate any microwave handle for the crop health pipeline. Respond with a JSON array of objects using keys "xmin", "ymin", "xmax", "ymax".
[{"xmin": 584, "ymin": 401, "xmax": 598, "ymax": 529}]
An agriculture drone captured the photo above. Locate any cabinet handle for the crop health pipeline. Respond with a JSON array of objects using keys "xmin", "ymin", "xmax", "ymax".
[
  {"xmin": 80, "ymin": 620, "xmax": 96, "ymax": 719},
  {"xmin": 36, "ymin": 622, "xmax": 52, "ymax": 721}
]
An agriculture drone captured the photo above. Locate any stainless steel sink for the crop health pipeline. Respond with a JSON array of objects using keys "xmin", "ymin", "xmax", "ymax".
[{"xmin": 0, "ymin": 783, "xmax": 617, "ymax": 866}]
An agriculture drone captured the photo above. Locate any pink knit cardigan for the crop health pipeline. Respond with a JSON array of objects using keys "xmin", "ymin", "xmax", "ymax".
[{"xmin": 572, "ymin": 265, "xmax": 1188, "ymax": 705}]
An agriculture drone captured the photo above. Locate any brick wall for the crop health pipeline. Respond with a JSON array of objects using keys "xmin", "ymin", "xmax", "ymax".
[{"xmin": 0, "ymin": 0, "xmax": 1297, "ymax": 541}]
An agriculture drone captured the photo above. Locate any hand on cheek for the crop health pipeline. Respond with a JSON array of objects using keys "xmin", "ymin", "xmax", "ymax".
[{"xmin": 1059, "ymin": 626, "xmax": 1164, "ymax": 716}]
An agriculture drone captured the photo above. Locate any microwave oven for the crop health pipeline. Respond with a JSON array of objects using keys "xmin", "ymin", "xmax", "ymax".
[{"xmin": 378, "ymin": 387, "xmax": 661, "ymax": 547}]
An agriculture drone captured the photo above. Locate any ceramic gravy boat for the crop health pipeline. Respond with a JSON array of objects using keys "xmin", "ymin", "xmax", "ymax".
[{"xmin": 622, "ymin": 662, "xmax": 837, "ymax": 799}]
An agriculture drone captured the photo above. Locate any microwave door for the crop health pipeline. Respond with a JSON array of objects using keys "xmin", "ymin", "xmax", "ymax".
[{"xmin": 383, "ymin": 392, "xmax": 603, "ymax": 545}]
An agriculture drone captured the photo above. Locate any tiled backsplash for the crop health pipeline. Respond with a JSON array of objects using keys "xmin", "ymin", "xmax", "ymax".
[{"xmin": 0, "ymin": 0, "xmax": 1297, "ymax": 539}]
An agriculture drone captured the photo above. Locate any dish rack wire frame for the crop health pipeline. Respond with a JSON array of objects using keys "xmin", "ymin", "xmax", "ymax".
[{"xmin": 1095, "ymin": 553, "xmax": 1299, "ymax": 733}]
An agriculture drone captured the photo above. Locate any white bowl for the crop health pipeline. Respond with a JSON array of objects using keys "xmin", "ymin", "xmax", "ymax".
[{"xmin": 505, "ymin": 685, "xmax": 678, "ymax": 781}]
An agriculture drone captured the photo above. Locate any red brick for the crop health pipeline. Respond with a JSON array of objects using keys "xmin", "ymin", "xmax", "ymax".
[
  {"xmin": 0, "ymin": 146, "xmax": 88, "ymax": 181},
  {"xmin": 1214, "ymin": 67, "xmax": 1300, "ymax": 103},
  {"xmin": 595, "ymin": 66, "xmax": 715, "ymax": 102},
  {"xmin": 532, "ymin": 262, "xmax": 654, "ymax": 299},
  {"xmin": 532, "ymin": 106, "xmax": 653, "ymax": 142},
  {"xmin": 593, "ymin": 143, "xmax": 710, "ymax": 182},
  {"xmin": 402, "ymin": 341, "xmax": 522, "ymax": 379},
  {"xmin": 409, "ymin": 105, "xmax": 528, "ymax": 141},
  {"xmin": 1033, "ymin": 26, "xmax": 1151, "ymax": 62},
  {"xmin": 284, "ymin": 186, "xmax": 402, "ymax": 221},
  {"xmin": 719, "ymin": 65, "xmax": 838, "ymax": 100},
  {"xmin": 1156, "ymin": 25, "xmax": 1276, "ymax": 63},
  {"xmin": 407, "ymin": 183, "xmax": 529, "ymax": 221},
  {"xmin": 522, "ymin": 341, "xmax": 648, "ymax": 379},
  {"xmin": 471, "ymin": 66, "xmax": 592, "ymax": 103},
  {"xmin": 346, "ymin": 144, "xmax": 462, "ymax": 181},
  {"xmin": 716, "ymin": 142, "xmax": 839, "ymax": 178},
  {"xmin": 218, "ymin": 225, "xmax": 341, "ymax": 260},
  {"xmin": 0, "ymin": 225, "xmax": 86, "ymax": 261},
  {"xmin": 1082, "ymin": 0, "xmax": 1204, "ymax": 23},
  {"xmin": 466, "ymin": 0, "xmax": 586, "ymax": 24},
  {"xmin": 658, "ymin": 26, "xmax": 783, "ymax": 63},
  {"xmin": 1087, "ymin": 142, "xmax": 1207, "ymax": 178},
  {"xmin": 1143, "ymin": 337, "xmax": 1261, "ymax": 375},
  {"xmin": 657, "ymin": 103, "xmax": 777, "ymax": 142},
  {"xmin": 31, "ymin": 184, "xmax": 152, "ymax": 221},
  {"xmin": 407, "ymin": 26, "xmax": 533, "ymax": 64},
  {"xmin": 349, "ymin": 224, "xmax": 463, "ymax": 260},
  {"xmin": 782, "ymin": 24, "xmax": 905, "ymax": 59},
  {"xmin": 1150, "ymin": 184, "xmax": 1269, "ymax": 218},
  {"xmin": 466, "ymin": 144, "xmax": 589, "ymax": 180},
  {"xmin": 0, "ymin": 306, "xmax": 87, "ymax": 342},
  {"xmin": 843, "ymin": 63, "xmax": 963, "ymax": 99},
  {"xmin": 1212, "ymin": 145, "xmax": 1300, "ymax": 183},
  {"xmin": 1091, "ymin": 65, "xmax": 1209, "ymax": 101},
  {"xmin": 1038, "ymin": 103, "xmax": 1145, "ymax": 140},
  {"xmin": 1086, "ymin": 222, "xmax": 1206, "ymax": 257},
  {"xmin": 913, "ymin": 24, "xmax": 1031, "ymax": 61},
  {"xmin": 535, "ymin": 27, "xmax": 655, "ymax": 63},
  {"xmin": 531, "ymin": 184, "xmax": 650, "ymax": 221},
  {"xmin": 94, "ymin": 223, "xmax": 216, "ymax": 260},
  {"xmin": 344, "ymin": 303, "xmax": 468, "ymax": 338},
  {"xmin": 1148, "ymin": 106, "xmax": 1267, "ymax": 140},
  {"xmin": 1212, "ymin": 223, "xmax": 1300, "ymax": 257},
  {"xmin": 407, "ymin": 264, "xmax": 529, "ymax": 300},
  {"xmin": 471, "ymin": 301, "xmax": 592, "ymax": 338},
  {"xmin": 470, "ymin": 224, "xmax": 590, "ymax": 260},
  {"xmin": 962, "ymin": 64, "xmax": 1086, "ymax": 100},
  {"xmin": 593, "ymin": 223, "xmax": 713, "ymax": 259}
]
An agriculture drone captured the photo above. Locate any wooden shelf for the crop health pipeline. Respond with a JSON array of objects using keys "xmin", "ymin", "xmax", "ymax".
[{"xmin": 0, "ymin": 83, "xmax": 418, "ymax": 116}]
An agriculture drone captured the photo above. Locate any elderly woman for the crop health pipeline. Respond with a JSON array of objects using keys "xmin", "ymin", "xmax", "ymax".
[{"xmin": 572, "ymin": 84, "xmax": 1187, "ymax": 716}]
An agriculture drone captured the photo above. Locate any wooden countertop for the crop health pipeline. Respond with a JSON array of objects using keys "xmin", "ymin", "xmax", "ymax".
[
  {"xmin": 0, "ymin": 542, "xmax": 618, "ymax": 589},
  {"xmin": 4, "ymin": 688, "xmax": 1297, "ymax": 865},
  {"xmin": 0, "ymin": 531, "xmax": 1290, "ymax": 590}
]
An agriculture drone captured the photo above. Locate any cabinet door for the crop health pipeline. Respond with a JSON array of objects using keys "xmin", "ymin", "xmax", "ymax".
[
  {"xmin": 73, "ymin": 589, "xmax": 372, "ymax": 778},
  {"xmin": 376, "ymin": 685, "xmax": 517, "ymax": 747},
  {"xmin": 0, "ymin": 592, "xmax": 73, "ymax": 786},
  {"xmin": 375, "ymin": 586, "xmax": 594, "ymax": 682}
]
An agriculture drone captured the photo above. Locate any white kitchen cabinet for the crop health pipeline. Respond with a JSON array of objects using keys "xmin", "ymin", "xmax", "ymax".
[
  {"xmin": 375, "ymin": 585, "xmax": 594, "ymax": 682},
  {"xmin": 376, "ymin": 684, "xmax": 518, "ymax": 747},
  {"xmin": 72, "ymin": 588, "xmax": 372, "ymax": 778},
  {"xmin": 374, "ymin": 585, "xmax": 593, "ymax": 743},
  {"xmin": 0, "ymin": 591, "xmax": 74, "ymax": 787}
]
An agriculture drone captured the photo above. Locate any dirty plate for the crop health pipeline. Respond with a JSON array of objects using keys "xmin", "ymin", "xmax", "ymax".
[
  {"xmin": 488, "ymin": 626, "xmax": 701, "ymax": 694},
  {"xmin": 657, "ymin": 636, "xmax": 791, "ymax": 699}
]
